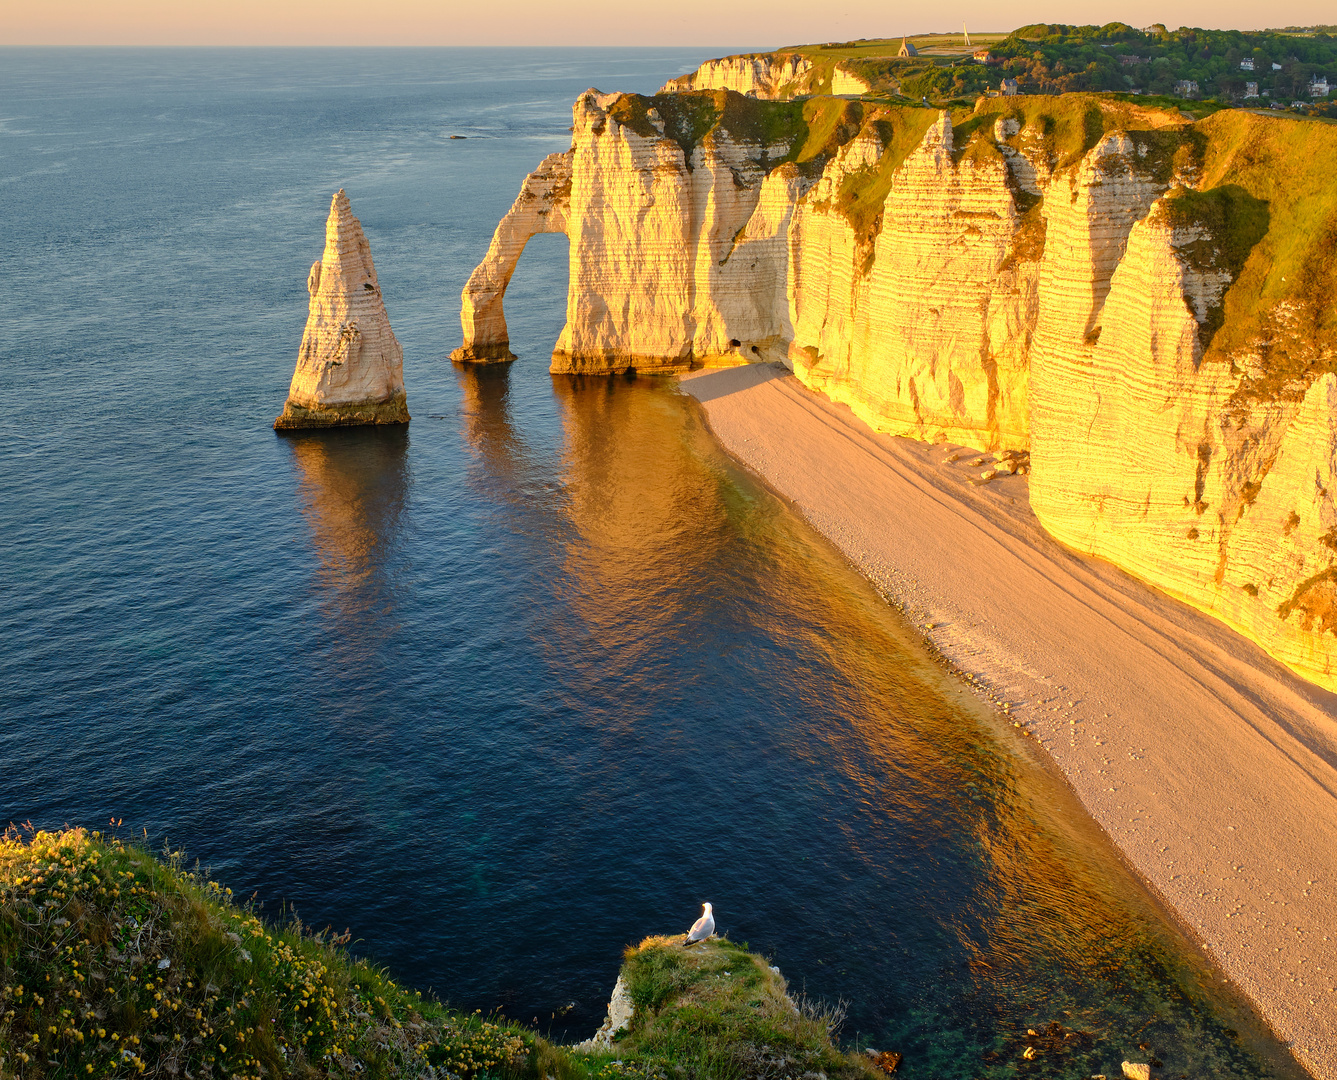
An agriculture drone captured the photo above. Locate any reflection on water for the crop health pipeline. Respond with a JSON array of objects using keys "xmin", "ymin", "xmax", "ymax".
[
  {"xmin": 284, "ymin": 426, "xmax": 410, "ymax": 660},
  {"xmin": 458, "ymin": 363, "xmax": 530, "ymax": 480}
]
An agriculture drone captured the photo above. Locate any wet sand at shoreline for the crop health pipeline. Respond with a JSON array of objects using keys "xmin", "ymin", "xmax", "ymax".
[{"xmin": 681, "ymin": 363, "xmax": 1337, "ymax": 1080}]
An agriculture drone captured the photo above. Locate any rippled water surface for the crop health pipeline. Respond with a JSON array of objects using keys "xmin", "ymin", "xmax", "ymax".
[{"xmin": 0, "ymin": 48, "xmax": 1304, "ymax": 1080}]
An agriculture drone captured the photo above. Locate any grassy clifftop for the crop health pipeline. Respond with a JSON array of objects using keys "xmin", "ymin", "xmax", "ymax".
[
  {"xmin": 0, "ymin": 829, "xmax": 537, "ymax": 1080},
  {"xmin": 613, "ymin": 937, "xmax": 877, "ymax": 1080},
  {"xmin": 0, "ymin": 830, "xmax": 869, "ymax": 1080}
]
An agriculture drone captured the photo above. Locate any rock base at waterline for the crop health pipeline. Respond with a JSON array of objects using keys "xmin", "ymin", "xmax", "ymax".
[
  {"xmin": 449, "ymin": 343, "xmax": 518, "ymax": 364},
  {"xmin": 449, "ymin": 344, "xmax": 510, "ymax": 366},
  {"xmin": 273, "ymin": 391, "xmax": 410, "ymax": 430}
]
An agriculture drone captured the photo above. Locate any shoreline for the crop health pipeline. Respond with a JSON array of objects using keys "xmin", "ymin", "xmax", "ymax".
[{"xmin": 679, "ymin": 363, "xmax": 1337, "ymax": 1080}]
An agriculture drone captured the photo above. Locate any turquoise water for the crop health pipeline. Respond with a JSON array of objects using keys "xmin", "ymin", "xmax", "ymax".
[{"xmin": 0, "ymin": 48, "xmax": 1304, "ymax": 1079}]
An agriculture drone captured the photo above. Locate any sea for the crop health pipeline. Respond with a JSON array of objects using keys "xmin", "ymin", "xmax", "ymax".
[{"xmin": 0, "ymin": 47, "xmax": 1306, "ymax": 1080}]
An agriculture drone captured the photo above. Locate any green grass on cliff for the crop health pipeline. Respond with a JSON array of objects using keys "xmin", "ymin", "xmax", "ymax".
[
  {"xmin": 949, "ymin": 93, "xmax": 1191, "ymax": 171},
  {"xmin": 605, "ymin": 91, "xmax": 871, "ymax": 172},
  {"xmin": 0, "ymin": 829, "xmax": 539, "ymax": 1080},
  {"xmin": 1, "ymin": 831, "xmax": 868, "ymax": 1080},
  {"xmin": 1190, "ymin": 110, "xmax": 1337, "ymax": 382},
  {"xmin": 614, "ymin": 937, "xmax": 878, "ymax": 1080}
]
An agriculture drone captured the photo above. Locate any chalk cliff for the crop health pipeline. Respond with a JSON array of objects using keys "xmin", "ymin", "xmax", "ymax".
[
  {"xmin": 276, "ymin": 190, "xmax": 408, "ymax": 429},
  {"xmin": 456, "ymin": 89, "xmax": 1337, "ymax": 690},
  {"xmin": 660, "ymin": 54, "xmax": 813, "ymax": 98},
  {"xmin": 660, "ymin": 53, "xmax": 870, "ymax": 98}
]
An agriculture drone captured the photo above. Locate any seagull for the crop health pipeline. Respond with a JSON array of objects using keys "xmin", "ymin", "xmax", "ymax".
[{"xmin": 685, "ymin": 902, "xmax": 715, "ymax": 944}]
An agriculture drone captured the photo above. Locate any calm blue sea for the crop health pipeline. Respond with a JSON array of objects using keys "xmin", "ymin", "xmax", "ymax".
[{"xmin": 0, "ymin": 48, "xmax": 1303, "ymax": 1079}]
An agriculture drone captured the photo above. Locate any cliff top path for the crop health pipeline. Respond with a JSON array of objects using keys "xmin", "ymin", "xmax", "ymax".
[{"xmin": 682, "ymin": 362, "xmax": 1337, "ymax": 1080}]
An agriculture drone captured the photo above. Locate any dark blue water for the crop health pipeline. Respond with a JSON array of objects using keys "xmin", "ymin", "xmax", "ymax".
[{"xmin": 0, "ymin": 48, "xmax": 1303, "ymax": 1080}]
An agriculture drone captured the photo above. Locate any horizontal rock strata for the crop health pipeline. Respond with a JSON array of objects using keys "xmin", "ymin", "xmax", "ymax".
[
  {"xmin": 659, "ymin": 53, "xmax": 813, "ymax": 98},
  {"xmin": 276, "ymin": 190, "xmax": 408, "ymax": 429},
  {"xmin": 456, "ymin": 89, "xmax": 1337, "ymax": 691}
]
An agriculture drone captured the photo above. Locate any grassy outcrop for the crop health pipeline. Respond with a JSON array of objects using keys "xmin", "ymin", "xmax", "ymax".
[
  {"xmin": 612, "ymin": 937, "xmax": 879, "ymax": 1080},
  {"xmin": 1, "ymin": 831, "xmax": 869, "ymax": 1080}
]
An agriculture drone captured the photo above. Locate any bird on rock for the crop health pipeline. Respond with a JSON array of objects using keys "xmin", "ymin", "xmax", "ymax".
[{"xmin": 685, "ymin": 902, "xmax": 715, "ymax": 945}]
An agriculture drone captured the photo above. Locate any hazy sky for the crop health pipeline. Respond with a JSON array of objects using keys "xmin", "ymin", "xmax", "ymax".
[{"xmin": 5, "ymin": 0, "xmax": 1332, "ymax": 46}]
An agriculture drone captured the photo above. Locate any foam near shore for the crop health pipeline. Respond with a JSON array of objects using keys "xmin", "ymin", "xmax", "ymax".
[{"xmin": 681, "ymin": 362, "xmax": 1337, "ymax": 1080}]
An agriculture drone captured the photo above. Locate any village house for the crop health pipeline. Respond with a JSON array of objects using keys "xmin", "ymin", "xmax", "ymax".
[
  {"xmin": 1000, "ymin": 77, "xmax": 1018, "ymax": 95},
  {"xmin": 1245, "ymin": 81, "xmax": 1259, "ymax": 98},
  {"xmin": 1240, "ymin": 57, "xmax": 1255, "ymax": 71},
  {"xmin": 972, "ymin": 47, "xmax": 993, "ymax": 63},
  {"xmin": 1174, "ymin": 79, "xmax": 1199, "ymax": 97},
  {"xmin": 1312, "ymin": 76, "xmax": 1331, "ymax": 96}
]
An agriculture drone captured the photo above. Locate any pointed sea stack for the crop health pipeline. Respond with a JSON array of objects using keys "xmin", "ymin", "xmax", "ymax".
[{"xmin": 274, "ymin": 190, "xmax": 409, "ymax": 430}]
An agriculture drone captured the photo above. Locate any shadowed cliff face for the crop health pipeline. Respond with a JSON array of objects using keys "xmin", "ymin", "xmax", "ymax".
[{"xmin": 456, "ymin": 89, "xmax": 1337, "ymax": 691}]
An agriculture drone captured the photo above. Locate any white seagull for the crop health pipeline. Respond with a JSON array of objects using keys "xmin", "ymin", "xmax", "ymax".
[{"xmin": 685, "ymin": 902, "xmax": 715, "ymax": 944}]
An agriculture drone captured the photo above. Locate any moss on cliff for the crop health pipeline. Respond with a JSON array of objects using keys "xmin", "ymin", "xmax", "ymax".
[
  {"xmin": 827, "ymin": 111, "xmax": 943, "ymax": 245},
  {"xmin": 1155, "ymin": 184, "xmax": 1271, "ymax": 347}
]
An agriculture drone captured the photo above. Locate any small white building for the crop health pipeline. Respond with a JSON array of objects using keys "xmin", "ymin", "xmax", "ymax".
[
  {"xmin": 1273, "ymin": 61, "xmax": 1283, "ymax": 70},
  {"xmin": 1245, "ymin": 82, "xmax": 1259, "ymax": 98},
  {"xmin": 1240, "ymin": 57, "xmax": 1255, "ymax": 71}
]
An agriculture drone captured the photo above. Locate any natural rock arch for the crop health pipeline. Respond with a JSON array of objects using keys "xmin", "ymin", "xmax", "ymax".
[{"xmin": 450, "ymin": 150, "xmax": 573, "ymax": 363}]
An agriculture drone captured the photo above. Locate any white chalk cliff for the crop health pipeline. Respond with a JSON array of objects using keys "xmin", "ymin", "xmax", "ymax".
[
  {"xmin": 456, "ymin": 88, "xmax": 1337, "ymax": 691},
  {"xmin": 660, "ymin": 54, "xmax": 813, "ymax": 98},
  {"xmin": 276, "ymin": 190, "xmax": 408, "ymax": 429}
]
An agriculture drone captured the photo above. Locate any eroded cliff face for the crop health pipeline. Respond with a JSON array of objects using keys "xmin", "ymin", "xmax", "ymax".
[
  {"xmin": 789, "ymin": 113, "xmax": 1036, "ymax": 448},
  {"xmin": 659, "ymin": 54, "xmax": 813, "ymax": 98},
  {"xmin": 659, "ymin": 53, "xmax": 871, "ymax": 98},
  {"xmin": 456, "ymin": 90, "xmax": 1337, "ymax": 690},
  {"xmin": 1030, "ymin": 172, "xmax": 1337, "ymax": 685},
  {"xmin": 276, "ymin": 190, "xmax": 408, "ymax": 429}
]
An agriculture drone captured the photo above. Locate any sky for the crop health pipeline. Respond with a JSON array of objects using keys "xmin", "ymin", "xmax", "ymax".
[{"xmin": 4, "ymin": 0, "xmax": 1333, "ymax": 47}]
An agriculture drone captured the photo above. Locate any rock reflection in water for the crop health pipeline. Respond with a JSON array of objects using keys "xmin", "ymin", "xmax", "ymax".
[
  {"xmin": 284, "ymin": 427, "xmax": 410, "ymax": 654},
  {"xmin": 548, "ymin": 374, "xmax": 733, "ymax": 697},
  {"xmin": 457, "ymin": 362, "xmax": 529, "ymax": 478}
]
